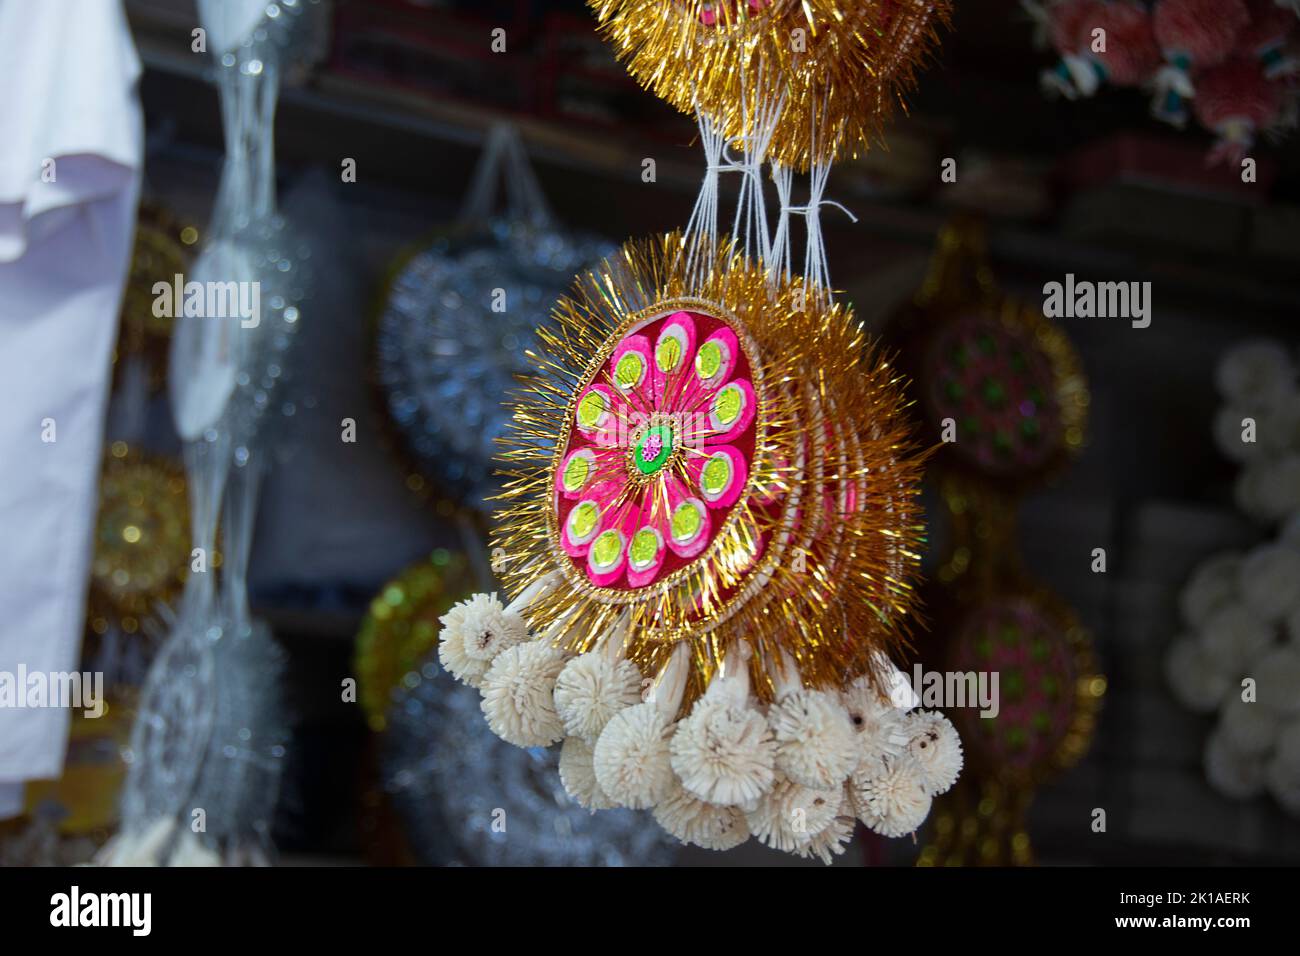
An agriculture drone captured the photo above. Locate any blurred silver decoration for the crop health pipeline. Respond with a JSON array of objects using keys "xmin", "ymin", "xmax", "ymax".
[
  {"xmin": 382, "ymin": 654, "xmax": 673, "ymax": 867},
  {"xmin": 375, "ymin": 124, "xmax": 613, "ymax": 509},
  {"xmin": 109, "ymin": 0, "xmax": 314, "ymax": 867}
]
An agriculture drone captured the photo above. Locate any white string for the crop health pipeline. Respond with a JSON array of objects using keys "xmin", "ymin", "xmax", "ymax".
[
  {"xmin": 768, "ymin": 91, "xmax": 856, "ymax": 304},
  {"xmin": 460, "ymin": 123, "xmax": 552, "ymax": 229},
  {"xmin": 682, "ymin": 109, "xmax": 728, "ymax": 288}
]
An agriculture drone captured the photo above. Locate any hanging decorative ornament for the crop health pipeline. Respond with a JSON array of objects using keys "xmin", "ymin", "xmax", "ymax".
[
  {"xmin": 437, "ymin": 232, "xmax": 963, "ymax": 859},
  {"xmin": 354, "ymin": 550, "xmax": 477, "ymax": 731},
  {"xmin": 1194, "ymin": 57, "xmax": 1288, "ymax": 165},
  {"xmin": 589, "ymin": 0, "xmax": 951, "ymax": 171},
  {"xmin": 1028, "ymin": 0, "xmax": 1299, "ymax": 163},
  {"xmin": 944, "ymin": 590, "xmax": 1099, "ymax": 783},
  {"xmin": 891, "ymin": 220, "xmax": 1104, "ymax": 866},
  {"xmin": 893, "ymin": 217, "xmax": 1087, "ymax": 500},
  {"xmin": 86, "ymin": 443, "xmax": 191, "ymax": 647},
  {"xmin": 1151, "ymin": 0, "xmax": 1251, "ymax": 125},
  {"xmin": 107, "ymin": 0, "xmax": 319, "ymax": 868},
  {"xmin": 374, "ymin": 125, "xmax": 612, "ymax": 512},
  {"xmin": 115, "ymin": 202, "xmax": 196, "ymax": 392},
  {"xmin": 1040, "ymin": 0, "xmax": 1161, "ymax": 99},
  {"xmin": 382, "ymin": 651, "xmax": 675, "ymax": 866}
]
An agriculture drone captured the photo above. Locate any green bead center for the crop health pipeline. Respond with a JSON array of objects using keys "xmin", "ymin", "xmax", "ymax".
[{"xmin": 634, "ymin": 424, "xmax": 675, "ymax": 476}]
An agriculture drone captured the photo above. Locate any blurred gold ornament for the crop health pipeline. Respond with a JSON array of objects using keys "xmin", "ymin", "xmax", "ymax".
[
  {"xmin": 589, "ymin": 0, "xmax": 951, "ymax": 170},
  {"xmin": 115, "ymin": 202, "xmax": 195, "ymax": 390},
  {"xmin": 354, "ymin": 551, "xmax": 477, "ymax": 731},
  {"xmin": 494, "ymin": 231, "xmax": 928, "ymax": 709},
  {"xmin": 86, "ymin": 445, "xmax": 190, "ymax": 636}
]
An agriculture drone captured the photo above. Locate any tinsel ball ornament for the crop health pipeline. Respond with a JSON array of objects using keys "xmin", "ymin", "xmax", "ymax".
[
  {"xmin": 115, "ymin": 203, "xmax": 196, "ymax": 390},
  {"xmin": 945, "ymin": 591, "xmax": 1101, "ymax": 781},
  {"xmin": 86, "ymin": 444, "xmax": 191, "ymax": 639},
  {"xmin": 354, "ymin": 551, "xmax": 477, "ymax": 731},
  {"xmin": 381, "ymin": 653, "xmax": 675, "ymax": 866},
  {"xmin": 892, "ymin": 217, "xmax": 1088, "ymax": 493},
  {"xmin": 494, "ymin": 231, "xmax": 928, "ymax": 704},
  {"xmin": 374, "ymin": 222, "xmax": 612, "ymax": 509},
  {"xmin": 588, "ymin": 0, "xmax": 952, "ymax": 170}
]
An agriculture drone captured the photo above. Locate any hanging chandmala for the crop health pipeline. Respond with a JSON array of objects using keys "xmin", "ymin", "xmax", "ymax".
[{"xmin": 438, "ymin": 0, "xmax": 959, "ymax": 860}]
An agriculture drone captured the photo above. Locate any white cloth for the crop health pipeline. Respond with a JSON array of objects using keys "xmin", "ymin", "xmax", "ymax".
[{"xmin": 0, "ymin": 0, "xmax": 143, "ymax": 810}]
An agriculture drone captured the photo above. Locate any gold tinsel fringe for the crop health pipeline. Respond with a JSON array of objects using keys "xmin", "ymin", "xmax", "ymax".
[{"xmin": 588, "ymin": 0, "xmax": 951, "ymax": 170}]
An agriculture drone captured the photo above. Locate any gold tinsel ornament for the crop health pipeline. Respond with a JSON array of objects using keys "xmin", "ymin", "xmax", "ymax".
[
  {"xmin": 87, "ymin": 444, "xmax": 191, "ymax": 639},
  {"xmin": 589, "ymin": 0, "xmax": 951, "ymax": 170},
  {"xmin": 494, "ymin": 232, "xmax": 928, "ymax": 708}
]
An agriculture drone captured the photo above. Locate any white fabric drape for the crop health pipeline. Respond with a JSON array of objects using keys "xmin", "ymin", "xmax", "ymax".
[{"xmin": 0, "ymin": 0, "xmax": 144, "ymax": 815}]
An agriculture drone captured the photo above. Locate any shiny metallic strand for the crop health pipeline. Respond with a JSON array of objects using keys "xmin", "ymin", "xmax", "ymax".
[
  {"xmin": 588, "ymin": 0, "xmax": 951, "ymax": 170},
  {"xmin": 492, "ymin": 232, "xmax": 928, "ymax": 711}
]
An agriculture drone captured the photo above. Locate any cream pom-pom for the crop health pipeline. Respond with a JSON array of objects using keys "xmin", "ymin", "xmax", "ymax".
[
  {"xmin": 795, "ymin": 792, "xmax": 856, "ymax": 865},
  {"xmin": 902, "ymin": 710, "xmax": 964, "ymax": 796},
  {"xmin": 438, "ymin": 592, "xmax": 529, "ymax": 688},
  {"xmin": 745, "ymin": 775, "xmax": 839, "ymax": 852},
  {"xmin": 849, "ymin": 754, "xmax": 932, "ymax": 838},
  {"xmin": 769, "ymin": 688, "xmax": 858, "ymax": 791},
  {"xmin": 1204, "ymin": 731, "xmax": 1267, "ymax": 799},
  {"xmin": 1213, "ymin": 406, "xmax": 1268, "ymax": 464},
  {"xmin": 1266, "ymin": 755, "xmax": 1300, "ymax": 817},
  {"xmin": 1177, "ymin": 552, "xmax": 1241, "ymax": 627},
  {"xmin": 1215, "ymin": 339, "xmax": 1294, "ymax": 410},
  {"xmin": 1252, "ymin": 647, "xmax": 1300, "ymax": 716},
  {"xmin": 479, "ymin": 640, "xmax": 567, "ymax": 747},
  {"xmin": 558, "ymin": 735, "xmax": 616, "ymax": 811},
  {"xmin": 1165, "ymin": 637, "xmax": 1231, "ymax": 713},
  {"xmin": 841, "ymin": 677, "xmax": 909, "ymax": 766},
  {"xmin": 553, "ymin": 652, "xmax": 643, "ymax": 745},
  {"xmin": 652, "ymin": 781, "xmax": 751, "ymax": 851},
  {"xmin": 1218, "ymin": 695, "xmax": 1279, "ymax": 757},
  {"xmin": 1199, "ymin": 603, "xmax": 1271, "ymax": 675},
  {"xmin": 670, "ymin": 666, "xmax": 777, "ymax": 808},
  {"xmin": 1250, "ymin": 456, "xmax": 1300, "ymax": 522},
  {"xmin": 1239, "ymin": 544, "xmax": 1300, "ymax": 623},
  {"xmin": 1276, "ymin": 720, "xmax": 1300, "ymax": 768},
  {"xmin": 592, "ymin": 702, "xmax": 676, "ymax": 809}
]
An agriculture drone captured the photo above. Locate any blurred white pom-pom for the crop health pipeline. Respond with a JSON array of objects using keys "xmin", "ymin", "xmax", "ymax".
[
  {"xmin": 1204, "ymin": 731, "xmax": 1267, "ymax": 799},
  {"xmin": 1218, "ymin": 694, "xmax": 1280, "ymax": 757},
  {"xmin": 1265, "ymin": 754, "xmax": 1300, "ymax": 817},
  {"xmin": 479, "ymin": 640, "xmax": 567, "ymax": 747},
  {"xmin": 1238, "ymin": 544, "xmax": 1300, "ymax": 623},
  {"xmin": 1199, "ymin": 603, "xmax": 1272, "ymax": 675},
  {"xmin": 1213, "ymin": 406, "xmax": 1268, "ymax": 464},
  {"xmin": 1177, "ymin": 552, "xmax": 1241, "ymax": 627},
  {"xmin": 1165, "ymin": 637, "xmax": 1231, "ymax": 713},
  {"xmin": 1251, "ymin": 647, "xmax": 1300, "ymax": 716},
  {"xmin": 1215, "ymin": 339, "xmax": 1294, "ymax": 411}
]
